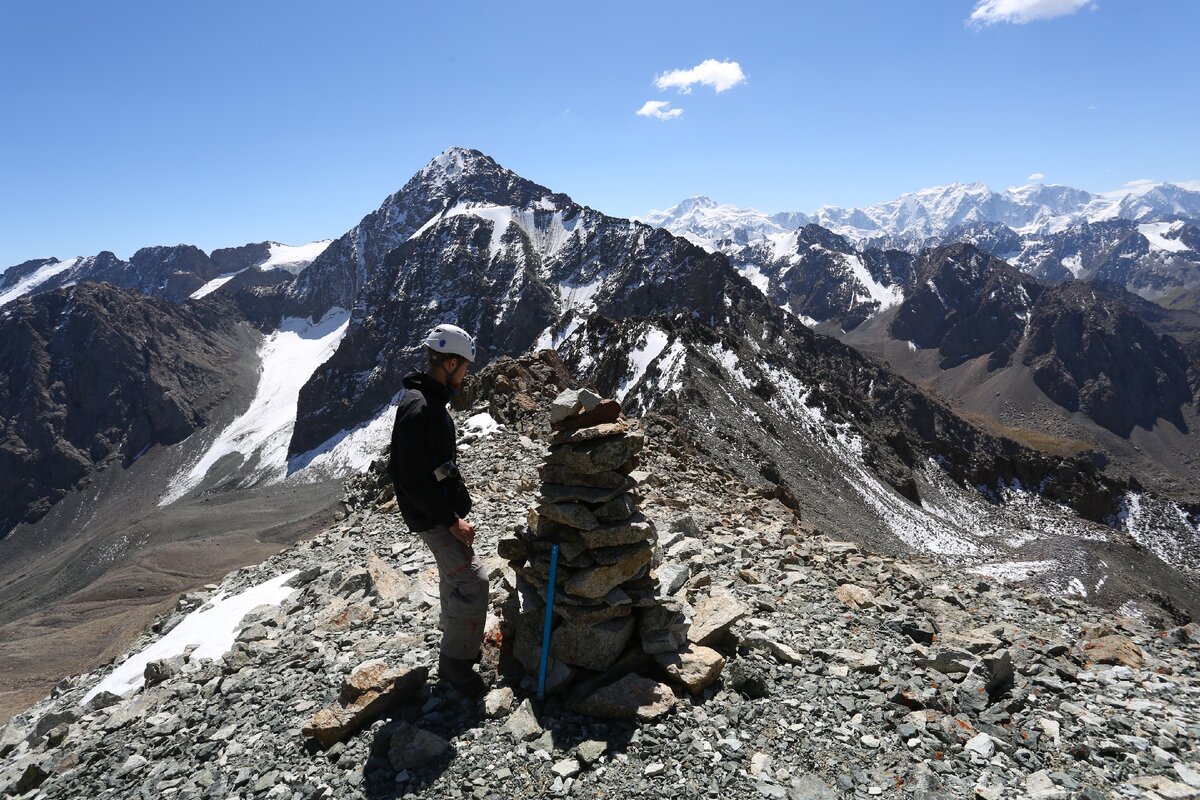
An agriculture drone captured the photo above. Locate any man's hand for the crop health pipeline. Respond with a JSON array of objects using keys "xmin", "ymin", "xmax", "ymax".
[{"xmin": 449, "ymin": 518, "xmax": 476, "ymax": 548}]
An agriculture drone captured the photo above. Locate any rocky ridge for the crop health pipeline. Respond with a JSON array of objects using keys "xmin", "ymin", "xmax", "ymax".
[{"xmin": 3, "ymin": 355, "xmax": 1200, "ymax": 800}]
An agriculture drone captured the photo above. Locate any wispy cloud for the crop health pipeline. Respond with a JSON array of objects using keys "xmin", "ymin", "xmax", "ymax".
[
  {"xmin": 654, "ymin": 59, "xmax": 746, "ymax": 94},
  {"xmin": 969, "ymin": 0, "xmax": 1094, "ymax": 26},
  {"xmin": 636, "ymin": 100, "xmax": 683, "ymax": 121},
  {"xmin": 1027, "ymin": 172, "xmax": 1045, "ymax": 181},
  {"xmin": 1100, "ymin": 178, "xmax": 1200, "ymax": 198}
]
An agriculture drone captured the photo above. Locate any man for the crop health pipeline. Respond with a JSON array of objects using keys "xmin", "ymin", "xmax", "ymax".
[{"xmin": 388, "ymin": 323, "xmax": 488, "ymax": 695}]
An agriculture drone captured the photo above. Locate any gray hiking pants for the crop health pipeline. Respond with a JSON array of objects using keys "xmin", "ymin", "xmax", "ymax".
[{"xmin": 416, "ymin": 525, "xmax": 489, "ymax": 661}]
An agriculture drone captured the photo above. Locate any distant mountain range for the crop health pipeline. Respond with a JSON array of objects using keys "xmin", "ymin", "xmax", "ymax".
[
  {"xmin": 641, "ymin": 180, "xmax": 1200, "ymax": 250},
  {"xmin": 644, "ymin": 187, "xmax": 1200, "ymax": 506}
]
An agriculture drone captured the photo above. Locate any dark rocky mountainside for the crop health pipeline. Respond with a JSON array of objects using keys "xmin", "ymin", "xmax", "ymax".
[
  {"xmin": 284, "ymin": 148, "xmax": 732, "ymax": 457},
  {"xmin": 889, "ymin": 244, "xmax": 1038, "ymax": 370},
  {"xmin": 889, "ymin": 244, "xmax": 1199, "ymax": 438},
  {"xmin": 0, "ymin": 283, "xmax": 259, "ymax": 537},
  {"xmin": 723, "ymin": 225, "xmax": 915, "ymax": 331},
  {"xmin": 279, "ymin": 148, "xmax": 570, "ymax": 322},
  {"xmin": 1023, "ymin": 282, "xmax": 1197, "ymax": 437},
  {"xmin": 1009, "ymin": 219, "xmax": 1200, "ymax": 305},
  {"xmin": 848, "ymin": 244, "xmax": 1200, "ymax": 503},
  {"xmin": 556, "ymin": 298, "xmax": 1129, "ymax": 527},
  {"xmin": 1, "ymin": 246, "xmax": 220, "ymax": 304}
]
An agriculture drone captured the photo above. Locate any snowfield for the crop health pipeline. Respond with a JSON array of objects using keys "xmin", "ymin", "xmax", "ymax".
[
  {"xmin": 80, "ymin": 570, "xmax": 299, "ymax": 705},
  {"xmin": 190, "ymin": 240, "xmax": 332, "ymax": 298},
  {"xmin": 159, "ymin": 308, "xmax": 351, "ymax": 505},
  {"xmin": 0, "ymin": 257, "xmax": 80, "ymax": 307}
]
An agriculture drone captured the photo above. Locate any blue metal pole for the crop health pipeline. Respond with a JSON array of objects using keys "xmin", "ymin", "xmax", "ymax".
[{"xmin": 537, "ymin": 543, "xmax": 559, "ymax": 700}]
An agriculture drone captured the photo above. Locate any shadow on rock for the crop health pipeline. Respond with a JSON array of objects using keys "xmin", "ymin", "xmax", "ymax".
[{"xmin": 362, "ymin": 681, "xmax": 482, "ymax": 799}]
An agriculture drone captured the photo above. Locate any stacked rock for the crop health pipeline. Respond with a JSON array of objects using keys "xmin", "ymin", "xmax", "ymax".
[{"xmin": 499, "ymin": 389, "xmax": 688, "ymax": 697}]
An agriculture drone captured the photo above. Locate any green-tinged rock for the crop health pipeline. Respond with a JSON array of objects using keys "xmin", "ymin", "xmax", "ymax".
[
  {"xmin": 593, "ymin": 492, "xmax": 637, "ymax": 523},
  {"xmin": 539, "ymin": 465, "xmax": 630, "ymax": 489},
  {"xmin": 552, "ymin": 615, "xmax": 636, "ymax": 671},
  {"xmin": 564, "ymin": 545, "xmax": 654, "ymax": 599},
  {"xmin": 540, "ymin": 479, "xmax": 634, "ymax": 504},
  {"xmin": 537, "ymin": 501, "xmax": 601, "ymax": 531},
  {"xmin": 545, "ymin": 430, "xmax": 644, "ymax": 474},
  {"xmin": 575, "ymin": 515, "xmax": 656, "ymax": 549}
]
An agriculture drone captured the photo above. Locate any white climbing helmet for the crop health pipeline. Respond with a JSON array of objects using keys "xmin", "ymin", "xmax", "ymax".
[{"xmin": 423, "ymin": 323, "xmax": 477, "ymax": 363}]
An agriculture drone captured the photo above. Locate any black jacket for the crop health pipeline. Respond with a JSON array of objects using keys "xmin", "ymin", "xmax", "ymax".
[{"xmin": 387, "ymin": 372, "xmax": 472, "ymax": 532}]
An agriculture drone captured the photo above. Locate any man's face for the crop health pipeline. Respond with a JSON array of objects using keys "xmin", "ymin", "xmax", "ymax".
[{"xmin": 448, "ymin": 356, "xmax": 470, "ymax": 389}]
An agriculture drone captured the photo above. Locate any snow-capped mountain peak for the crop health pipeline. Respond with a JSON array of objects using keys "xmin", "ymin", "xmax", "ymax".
[{"xmin": 639, "ymin": 195, "xmax": 789, "ymax": 250}]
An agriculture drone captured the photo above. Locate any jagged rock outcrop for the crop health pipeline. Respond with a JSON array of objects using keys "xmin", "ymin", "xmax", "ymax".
[
  {"xmin": 723, "ymin": 224, "xmax": 915, "ymax": 330},
  {"xmin": 890, "ymin": 243, "xmax": 1039, "ymax": 369}
]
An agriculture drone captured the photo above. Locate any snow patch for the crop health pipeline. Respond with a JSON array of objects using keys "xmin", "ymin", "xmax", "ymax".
[
  {"xmin": 0, "ymin": 257, "xmax": 80, "ymax": 306},
  {"xmin": 970, "ymin": 560, "xmax": 1057, "ymax": 582},
  {"xmin": 80, "ymin": 570, "xmax": 298, "ymax": 704},
  {"xmin": 191, "ymin": 270, "xmax": 245, "ymax": 299},
  {"xmin": 842, "ymin": 254, "xmax": 904, "ymax": 309},
  {"xmin": 617, "ymin": 327, "xmax": 670, "ymax": 401},
  {"xmin": 1138, "ymin": 222, "xmax": 1190, "ymax": 253},
  {"xmin": 1060, "ymin": 254, "xmax": 1084, "ymax": 279},
  {"xmin": 656, "ymin": 340, "xmax": 687, "ymax": 393},
  {"xmin": 288, "ymin": 397, "xmax": 398, "ymax": 480},
  {"xmin": 464, "ymin": 412, "xmax": 502, "ymax": 438},
  {"xmin": 1118, "ymin": 492, "xmax": 1200, "ymax": 576},
  {"xmin": 261, "ymin": 240, "xmax": 332, "ymax": 273},
  {"xmin": 739, "ymin": 264, "xmax": 771, "ymax": 294},
  {"xmin": 159, "ymin": 308, "xmax": 351, "ymax": 505},
  {"xmin": 534, "ymin": 276, "xmax": 604, "ymax": 350}
]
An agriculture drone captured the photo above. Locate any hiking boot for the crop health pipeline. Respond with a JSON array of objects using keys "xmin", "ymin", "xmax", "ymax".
[{"xmin": 437, "ymin": 654, "xmax": 487, "ymax": 697}]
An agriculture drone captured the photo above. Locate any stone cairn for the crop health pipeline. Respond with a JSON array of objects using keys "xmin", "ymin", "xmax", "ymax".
[{"xmin": 498, "ymin": 389, "xmax": 691, "ymax": 707}]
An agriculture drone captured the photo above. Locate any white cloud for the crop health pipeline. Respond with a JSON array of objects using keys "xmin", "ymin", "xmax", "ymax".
[
  {"xmin": 654, "ymin": 59, "xmax": 746, "ymax": 94},
  {"xmin": 1027, "ymin": 172, "xmax": 1045, "ymax": 181},
  {"xmin": 969, "ymin": 0, "xmax": 1093, "ymax": 26},
  {"xmin": 1124, "ymin": 178, "xmax": 1157, "ymax": 191},
  {"xmin": 636, "ymin": 100, "xmax": 683, "ymax": 121},
  {"xmin": 1100, "ymin": 179, "xmax": 1200, "ymax": 198}
]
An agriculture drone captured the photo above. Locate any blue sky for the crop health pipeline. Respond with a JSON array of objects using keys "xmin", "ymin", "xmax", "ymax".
[{"xmin": 2, "ymin": 0, "xmax": 1198, "ymax": 268}]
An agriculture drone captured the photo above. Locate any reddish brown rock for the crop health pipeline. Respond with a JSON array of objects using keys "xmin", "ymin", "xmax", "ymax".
[
  {"xmin": 551, "ymin": 421, "xmax": 630, "ymax": 447},
  {"xmin": 552, "ymin": 399, "xmax": 623, "ymax": 432},
  {"xmin": 301, "ymin": 664, "xmax": 428, "ymax": 747},
  {"xmin": 1081, "ymin": 634, "xmax": 1145, "ymax": 668}
]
